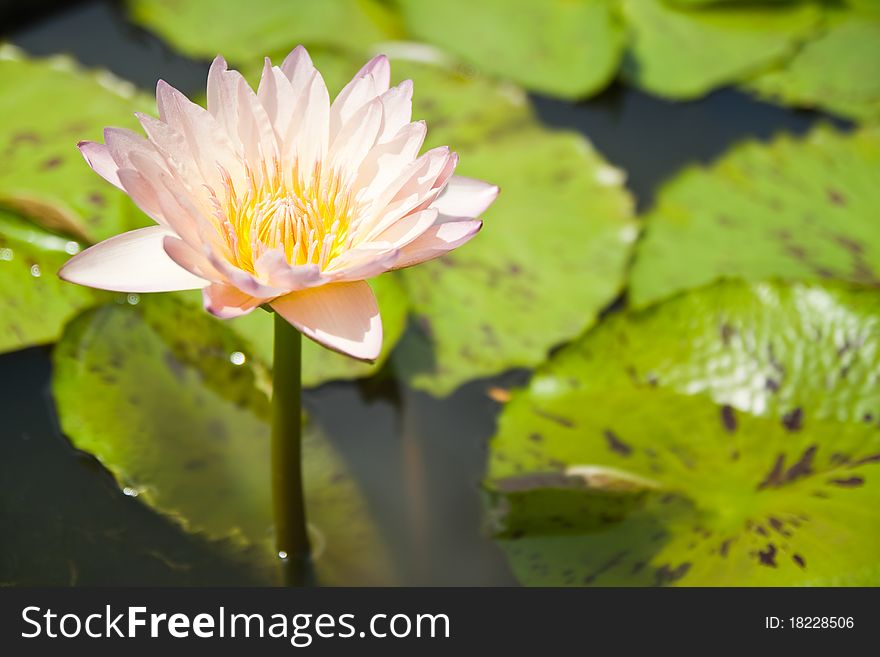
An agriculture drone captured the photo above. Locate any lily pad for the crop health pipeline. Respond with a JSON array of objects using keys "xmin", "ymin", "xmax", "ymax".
[
  {"xmin": 52, "ymin": 295, "xmax": 395, "ymax": 585},
  {"xmin": 488, "ymin": 281, "xmax": 880, "ymax": 585},
  {"xmin": 126, "ymin": 0, "xmax": 401, "ymax": 63},
  {"xmin": 0, "ymin": 46, "xmax": 151, "ymax": 242},
  {"xmin": 227, "ymin": 274, "xmax": 409, "ymax": 387},
  {"xmin": 746, "ymin": 6, "xmax": 880, "ymax": 122},
  {"xmin": 0, "ymin": 209, "xmax": 104, "ymax": 354},
  {"xmin": 630, "ymin": 126, "xmax": 880, "ymax": 308},
  {"xmin": 396, "ymin": 0, "xmax": 625, "ymax": 99},
  {"xmin": 621, "ymin": 0, "xmax": 821, "ymax": 100},
  {"xmin": 396, "ymin": 126, "xmax": 637, "ymax": 396}
]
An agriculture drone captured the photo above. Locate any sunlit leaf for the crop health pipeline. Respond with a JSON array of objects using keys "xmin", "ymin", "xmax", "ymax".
[
  {"xmin": 746, "ymin": 6, "xmax": 880, "ymax": 122},
  {"xmin": 396, "ymin": 0, "xmax": 624, "ymax": 99},
  {"xmin": 488, "ymin": 281, "xmax": 880, "ymax": 585},
  {"xmin": 630, "ymin": 126, "xmax": 880, "ymax": 308},
  {"xmin": 0, "ymin": 46, "xmax": 151, "ymax": 242},
  {"xmin": 0, "ymin": 209, "xmax": 104, "ymax": 354},
  {"xmin": 52, "ymin": 296, "xmax": 395, "ymax": 585},
  {"xmin": 126, "ymin": 0, "xmax": 402, "ymax": 63},
  {"xmin": 621, "ymin": 0, "xmax": 821, "ymax": 100}
]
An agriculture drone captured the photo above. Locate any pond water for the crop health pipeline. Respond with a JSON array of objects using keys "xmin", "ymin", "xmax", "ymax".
[{"xmin": 0, "ymin": 0, "xmax": 847, "ymax": 586}]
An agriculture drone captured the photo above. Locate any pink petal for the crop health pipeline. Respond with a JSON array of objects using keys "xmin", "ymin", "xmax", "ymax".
[
  {"xmin": 163, "ymin": 235, "xmax": 223, "ymax": 282},
  {"xmin": 271, "ymin": 281, "xmax": 382, "ymax": 362},
  {"xmin": 354, "ymin": 120, "xmax": 426, "ymax": 201},
  {"xmin": 377, "ymin": 80, "xmax": 413, "ymax": 143},
  {"xmin": 328, "ymin": 97, "xmax": 383, "ymax": 175},
  {"xmin": 284, "ymin": 71, "xmax": 330, "ymax": 170},
  {"xmin": 325, "ymin": 244, "xmax": 401, "ymax": 282},
  {"xmin": 207, "ymin": 56, "xmax": 240, "ymax": 141},
  {"xmin": 155, "ymin": 79, "xmax": 243, "ymax": 188},
  {"xmin": 431, "ymin": 175, "xmax": 500, "ymax": 218},
  {"xmin": 373, "ymin": 208, "xmax": 438, "ymax": 249},
  {"xmin": 257, "ymin": 58, "xmax": 296, "ymax": 140},
  {"xmin": 253, "ymin": 249, "xmax": 325, "ymax": 291},
  {"xmin": 59, "ymin": 226, "xmax": 209, "ymax": 293},
  {"xmin": 77, "ymin": 141, "xmax": 123, "ymax": 190},
  {"xmin": 330, "ymin": 54, "xmax": 389, "ymax": 139},
  {"xmin": 203, "ymin": 282, "xmax": 262, "ymax": 319},
  {"xmin": 280, "ymin": 45, "xmax": 316, "ymax": 95},
  {"xmin": 392, "ymin": 218, "xmax": 483, "ymax": 270}
]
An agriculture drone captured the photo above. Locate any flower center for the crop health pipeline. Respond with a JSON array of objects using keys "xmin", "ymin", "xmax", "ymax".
[{"xmin": 211, "ymin": 160, "xmax": 360, "ymax": 274}]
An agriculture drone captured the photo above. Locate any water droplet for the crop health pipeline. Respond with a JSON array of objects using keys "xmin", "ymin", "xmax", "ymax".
[
  {"xmin": 64, "ymin": 241, "xmax": 80, "ymax": 255},
  {"xmin": 277, "ymin": 551, "xmax": 288, "ymax": 560},
  {"xmin": 230, "ymin": 351, "xmax": 246, "ymax": 366},
  {"xmin": 0, "ymin": 248, "xmax": 13, "ymax": 261},
  {"xmin": 127, "ymin": 293, "xmax": 140, "ymax": 305},
  {"xmin": 122, "ymin": 487, "xmax": 139, "ymax": 497},
  {"xmin": 29, "ymin": 264, "xmax": 41, "ymax": 277}
]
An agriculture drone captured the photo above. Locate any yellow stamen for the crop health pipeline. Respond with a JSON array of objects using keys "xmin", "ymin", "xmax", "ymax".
[{"xmin": 209, "ymin": 159, "xmax": 359, "ymax": 274}]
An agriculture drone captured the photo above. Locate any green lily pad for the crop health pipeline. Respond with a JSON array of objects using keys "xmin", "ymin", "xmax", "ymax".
[
  {"xmin": 0, "ymin": 208, "xmax": 104, "ymax": 354},
  {"xmin": 126, "ymin": 0, "xmax": 402, "ymax": 63},
  {"xmin": 52, "ymin": 295, "xmax": 395, "ymax": 585},
  {"xmin": 227, "ymin": 274, "xmax": 409, "ymax": 387},
  {"xmin": 488, "ymin": 281, "xmax": 880, "ymax": 586},
  {"xmin": 630, "ymin": 126, "xmax": 880, "ymax": 308},
  {"xmin": 0, "ymin": 46, "xmax": 151, "ymax": 242},
  {"xmin": 621, "ymin": 0, "xmax": 821, "ymax": 100},
  {"xmin": 746, "ymin": 6, "xmax": 880, "ymax": 122},
  {"xmin": 396, "ymin": 126, "xmax": 637, "ymax": 396},
  {"xmin": 396, "ymin": 0, "xmax": 624, "ymax": 99}
]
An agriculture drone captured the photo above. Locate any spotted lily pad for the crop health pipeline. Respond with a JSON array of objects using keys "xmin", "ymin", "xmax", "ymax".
[
  {"xmin": 621, "ymin": 0, "xmax": 821, "ymax": 100},
  {"xmin": 0, "ymin": 46, "xmax": 151, "ymax": 242},
  {"xmin": 52, "ymin": 296, "xmax": 395, "ymax": 585},
  {"xmin": 746, "ymin": 5, "xmax": 880, "ymax": 122},
  {"xmin": 227, "ymin": 274, "xmax": 409, "ymax": 387},
  {"xmin": 630, "ymin": 126, "xmax": 880, "ymax": 308},
  {"xmin": 488, "ymin": 281, "xmax": 880, "ymax": 586},
  {"xmin": 396, "ymin": 0, "xmax": 624, "ymax": 99},
  {"xmin": 0, "ymin": 209, "xmax": 105, "ymax": 354},
  {"xmin": 126, "ymin": 0, "xmax": 401, "ymax": 63}
]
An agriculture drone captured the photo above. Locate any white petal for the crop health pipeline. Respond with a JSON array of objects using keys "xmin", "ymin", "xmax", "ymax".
[
  {"xmin": 77, "ymin": 141, "xmax": 123, "ymax": 190},
  {"xmin": 431, "ymin": 175, "xmax": 500, "ymax": 218},
  {"xmin": 329, "ymin": 97, "xmax": 383, "ymax": 176},
  {"xmin": 271, "ymin": 281, "xmax": 382, "ymax": 362},
  {"xmin": 372, "ymin": 208, "xmax": 438, "ymax": 249},
  {"xmin": 59, "ymin": 226, "xmax": 209, "ymax": 293}
]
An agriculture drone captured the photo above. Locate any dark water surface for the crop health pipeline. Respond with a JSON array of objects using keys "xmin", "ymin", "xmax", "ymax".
[{"xmin": 0, "ymin": 0, "xmax": 846, "ymax": 586}]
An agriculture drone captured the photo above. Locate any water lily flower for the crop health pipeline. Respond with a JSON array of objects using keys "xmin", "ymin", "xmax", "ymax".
[{"xmin": 61, "ymin": 46, "xmax": 498, "ymax": 361}]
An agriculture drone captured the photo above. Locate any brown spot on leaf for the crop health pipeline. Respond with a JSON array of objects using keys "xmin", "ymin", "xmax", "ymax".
[
  {"xmin": 720, "ymin": 405, "xmax": 737, "ymax": 433},
  {"xmin": 654, "ymin": 562, "xmax": 691, "ymax": 586},
  {"xmin": 827, "ymin": 189, "xmax": 847, "ymax": 206},
  {"xmin": 532, "ymin": 407, "xmax": 576, "ymax": 428},
  {"xmin": 852, "ymin": 453, "xmax": 880, "ymax": 466},
  {"xmin": 758, "ymin": 446, "xmax": 817, "ymax": 489},
  {"xmin": 781, "ymin": 408, "xmax": 803, "ymax": 432},
  {"xmin": 719, "ymin": 538, "xmax": 733, "ymax": 557},
  {"xmin": 720, "ymin": 323, "xmax": 736, "ymax": 346},
  {"xmin": 792, "ymin": 554, "xmax": 806, "ymax": 569},
  {"xmin": 829, "ymin": 476, "xmax": 864, "ymax": 488},
  {"xmin": 604, "ymin": 429, "xmax": 632, "ymax": 456},
  {"xmin": 41, "ymin": 156, "xmax": 63, "ymax": 170},
  {"xmin": 757, "ymin": 544, "xmax": 777, "ymax": 567}
]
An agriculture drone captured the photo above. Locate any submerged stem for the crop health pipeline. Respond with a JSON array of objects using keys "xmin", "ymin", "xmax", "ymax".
[{"xmin": 271, "ymin": 313, "xmax": 311, "ymax": 585}]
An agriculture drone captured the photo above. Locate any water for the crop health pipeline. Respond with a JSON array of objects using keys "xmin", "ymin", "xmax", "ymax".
[{"xmin": 0, "ymin": 0, "xmax": 846, "ymax": 586}]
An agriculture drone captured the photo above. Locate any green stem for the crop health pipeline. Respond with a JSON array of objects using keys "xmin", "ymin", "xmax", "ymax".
[{"xmin": 271, "ymin": 313, "xmax": 311, "ymax": 586}]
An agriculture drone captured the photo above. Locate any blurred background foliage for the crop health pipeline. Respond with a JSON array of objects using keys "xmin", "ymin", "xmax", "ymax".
[{"xmin": 0, "ymin": 0, "xmax": 877, "ymax": 586}]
